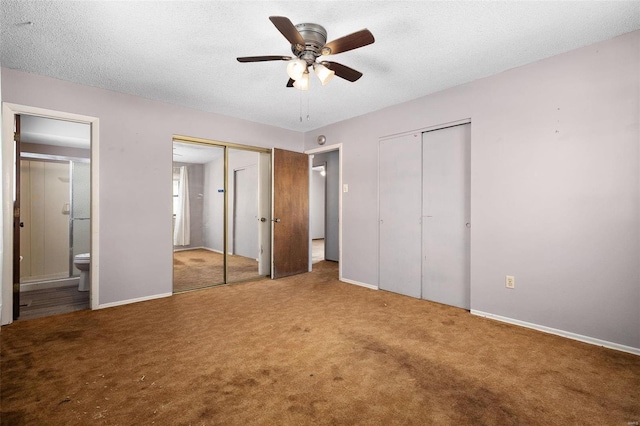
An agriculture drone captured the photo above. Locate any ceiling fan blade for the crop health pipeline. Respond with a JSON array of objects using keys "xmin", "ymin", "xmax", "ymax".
[
  {"xmin": 323, "ymin": 61, "xmax": 363, "ymax": 82},
  {"xmin": 286, "ymin": 78, "xmax": 295, "ymax": 88},
  {"xmin": 323, "ymin": 29, "xmax": 374, "ymax": 55},
  {"xmin": 237, "ymin": 55, "xmax": 292, "ymax": 63},
  {"xmin": 269, "ymin": 16, "xmax": 305, "ymax": 48}
]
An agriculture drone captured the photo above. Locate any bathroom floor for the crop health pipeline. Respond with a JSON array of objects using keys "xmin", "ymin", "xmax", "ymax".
[{"xmin": 18, "ymin": 285, "xmax": 89, "ymax": 321}]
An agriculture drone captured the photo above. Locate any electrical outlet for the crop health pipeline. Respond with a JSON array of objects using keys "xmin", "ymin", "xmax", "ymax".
[{"xmin": 506, "ymin": 275, "xmax": 515, "ymax": 289}]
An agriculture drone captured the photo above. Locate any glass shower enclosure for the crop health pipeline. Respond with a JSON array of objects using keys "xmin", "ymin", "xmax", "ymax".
[
  {"xmin": 70, "ymin": 160, "xmax": 91, "ymax": 277},
  {"xmin": 19, "ymin": 155, "xmax": 90, "ymax": 286}
]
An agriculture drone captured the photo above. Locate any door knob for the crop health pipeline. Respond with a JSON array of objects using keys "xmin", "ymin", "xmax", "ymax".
[
  {"xmin": 260, "ymin": 217, "xmax": 266, "ymax": 222},
  {"xmin": 273, "ymin": 218, "xmax": 281, "ymax": 223}
]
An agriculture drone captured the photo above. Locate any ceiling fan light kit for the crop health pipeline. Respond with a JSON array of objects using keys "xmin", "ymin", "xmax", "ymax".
[
  {"xmin": 292, "ymin": 71, "xmax": 310, "ymax": 91},
  {"xmin": 313, "ymin": 63, "xmax": 335, "ymax": 86},
  {"xmin": 237, "ymin": 16, "xmax": 374, "ymax": 91},
  {"xmin": 286, "ymin": 59, "xmax": 307, "ymax": 81}
]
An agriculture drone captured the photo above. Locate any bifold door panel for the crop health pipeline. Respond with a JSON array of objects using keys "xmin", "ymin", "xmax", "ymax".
[
  {"xmin": 378, "ymin": 124, "xmax": 471, "ymax": 309},
  {"xmin": 422, "ymin": 124, "xmax": 471, "ymax": 309},
  {"xmin": 379, "ymin": 134, "xmax": 422, "ymax": 298}
]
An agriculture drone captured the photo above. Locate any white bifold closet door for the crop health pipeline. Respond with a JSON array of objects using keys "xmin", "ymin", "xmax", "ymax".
[
  {"xmin": 378, "ymin": 125, "xmax": 470, "ymax": 309},
  {"xmin": 422, "ymin": 124, "xmax": 471, "ymax": 309},
  {"xmin": 379, "ymin": 134, "xmax": 422, "ymax": 298}
]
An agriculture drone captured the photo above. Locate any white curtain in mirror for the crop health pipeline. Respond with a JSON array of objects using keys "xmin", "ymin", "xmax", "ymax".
[{"xmin": 173, "ymin": 166, "xmax": 191, "ymax": 246}]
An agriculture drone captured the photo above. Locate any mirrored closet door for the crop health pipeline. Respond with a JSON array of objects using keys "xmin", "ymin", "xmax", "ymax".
[{"xmin": 172, "ymin": 139, "xmax": 271, "ymax": 292}]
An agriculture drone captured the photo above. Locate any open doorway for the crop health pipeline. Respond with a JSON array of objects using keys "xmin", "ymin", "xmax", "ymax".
[
  {"xmin": 307, "ymin": 144, "xmax": 341, "ymax": 275},
  {"xmin": 17, "ymin": 115, "xmax": 91, "ymax": 320},
  {"xmin": 2, "ymin": 104, "xmax": 99, "ymax": 325}
]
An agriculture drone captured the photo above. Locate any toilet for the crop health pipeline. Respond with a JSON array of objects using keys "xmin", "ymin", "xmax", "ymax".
[{"xmin": 73, "ymin": 253, "xmax": 91, "ymax": 292}]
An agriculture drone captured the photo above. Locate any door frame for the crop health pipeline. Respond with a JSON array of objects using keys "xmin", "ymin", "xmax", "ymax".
[
  {"xmin": 1, "ymin": 103, "xmax": 100, "ymax": 325},
  {"xmin": 304, "ymin": 143, "xmax": 343, "ymax": 279}
]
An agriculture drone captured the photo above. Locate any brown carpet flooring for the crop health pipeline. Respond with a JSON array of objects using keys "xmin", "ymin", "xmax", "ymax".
[
  {"xmin": 173, "ymin": 248, "xmax": 262, "ymax": 292},
  {"xmin": 1, "ymin": 261, "xmax": 639, "ymax": 425}
]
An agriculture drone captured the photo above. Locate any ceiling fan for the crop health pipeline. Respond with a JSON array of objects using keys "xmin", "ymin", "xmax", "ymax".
[{"xmin": 237, "ymin": 16, "xmax": 375, "ymax": 90}]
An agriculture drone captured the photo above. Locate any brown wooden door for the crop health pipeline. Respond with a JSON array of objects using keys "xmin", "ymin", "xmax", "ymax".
[
  {"xmin": 272, "ymin": 148, "xmax": 309, "ymax": 278},
  {"xmin": 13, "ymin": 115, "xmax": 21, "ymax": 320}
]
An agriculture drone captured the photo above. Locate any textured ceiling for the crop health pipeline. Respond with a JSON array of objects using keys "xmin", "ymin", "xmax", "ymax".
[{"xmin": 2, "ymin": 1, "xmax": 640, "ymax": 132}]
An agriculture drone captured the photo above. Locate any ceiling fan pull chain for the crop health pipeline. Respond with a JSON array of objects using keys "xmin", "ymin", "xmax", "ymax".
[
  {"xmin": 299, "ymin": 90, "xmax": 303, "ymax": 122},
  {"xmin": 307, "ymin": 95, "xmax": 310, "ymax": 121}
]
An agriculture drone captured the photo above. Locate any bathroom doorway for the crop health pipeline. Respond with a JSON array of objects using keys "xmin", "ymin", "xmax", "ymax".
[
  {"xmin": 172, "ymin": 138, "xmax": 271, "ymax": 292},
  {"xmin": 14, "ymin": 115, "xmax": 91, "ymax": 320},
  {"xmin": 1, "ymin": 104, "xmax": 99, "ymax": 325}
]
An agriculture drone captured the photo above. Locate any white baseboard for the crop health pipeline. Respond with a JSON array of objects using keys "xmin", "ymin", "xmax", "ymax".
[
  {"xmin": 340, "ymin": 277, "xmax": 378, "ymax": 291},
  {"xmin": 173, "ymin": 246, "xmax": 205, "ymax": 252},
  {"xmin": 21, "ymin": 277, "xmax": 80, "ymax": 292},
  {"xmin": 98, "ymin": 292, "xmax": 172, "ymax": 310},
  {"xmin": 204, "ymin": 247, "xmax": 229, "ymax": 254},
  {"xmin": 471, "ymin": 310, "xmax": 640, "ymax": 356}
]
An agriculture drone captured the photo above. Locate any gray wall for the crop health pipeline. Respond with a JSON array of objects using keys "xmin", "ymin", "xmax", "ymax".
[
  {"xmin": 304, "ymin": 31, "xmax": 640, "ymax": 350},
  {"xmin": 173, "ymin": 162, "xmax": 204, "ymax": 250},
  {"xmin": 1, "ymin": 67, "xmax": 302, "ymax": 306}
]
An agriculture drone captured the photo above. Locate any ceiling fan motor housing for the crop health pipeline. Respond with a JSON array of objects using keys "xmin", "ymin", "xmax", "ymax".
[{"xmin": 292, "ymin": 23, "xmax": 328, "ymax": 62}]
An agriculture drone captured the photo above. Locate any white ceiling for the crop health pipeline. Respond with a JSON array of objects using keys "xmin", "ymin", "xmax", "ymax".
[
  {"xmin": 173, "ymin": 141, "xmax": 223, "ymax": 164},
  {"xmin": 20, "ymin": 115, "xmax": 90, "ymax": 148},
  {"xmin": 2, "ymin": 1, "xmax": 639, "ymax": 132}
]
